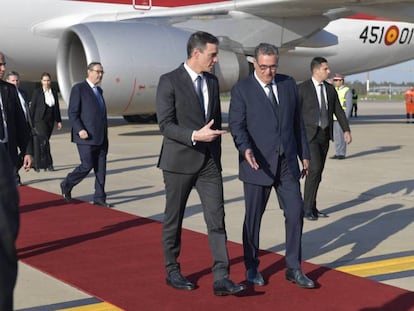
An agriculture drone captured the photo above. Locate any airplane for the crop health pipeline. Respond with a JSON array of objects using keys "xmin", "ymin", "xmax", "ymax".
[{"xmin": 2, "ymin": 0, "xmax": 414, "ymax": 122}]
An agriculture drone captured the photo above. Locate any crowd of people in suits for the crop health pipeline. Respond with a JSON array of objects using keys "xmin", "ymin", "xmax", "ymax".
[{"xmin": 0, "ymin": 30, "xmax": 353, "ymax": 309}]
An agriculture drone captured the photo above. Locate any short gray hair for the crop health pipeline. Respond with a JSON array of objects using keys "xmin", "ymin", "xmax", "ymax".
[{"xmin": 254, "ymin": 43, "xmax": 279, "ymax": 60}]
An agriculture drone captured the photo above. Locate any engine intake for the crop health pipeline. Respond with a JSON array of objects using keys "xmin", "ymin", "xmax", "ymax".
[{"xmin": 56, "ymin": 22, "xmax": 248, "ymax": 115}]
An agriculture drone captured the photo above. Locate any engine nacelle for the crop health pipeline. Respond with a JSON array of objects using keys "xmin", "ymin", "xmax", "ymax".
[{"xmin": 56, "ymin": 22, "xmax": 249, "ymax": 115}]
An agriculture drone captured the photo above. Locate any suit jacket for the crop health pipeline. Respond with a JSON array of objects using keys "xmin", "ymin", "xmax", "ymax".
[
  {"xmin": 156, "ymin": 64, "xmax": 222, "ymax": 174},
  {"xmin": 68, "ymin": 81, "xmax": 108, "ymax": 146},
  {"xmin": 298, "ymin": 79, "xmax": 350, "ymax": 142},
  {"xmin": 30, "ymin": 87, "xmax": 62, "ymax": 124},
  {"xmin": 0, "ymin": 80, "xmax": 32, "ymax": 164},
  {"xmin": 229, "ymin": 73, "xmax": 310, "ymax": 186},
  {"xmin": 0, "ymin": 143, "xmax": 19, "ymax": 311}
]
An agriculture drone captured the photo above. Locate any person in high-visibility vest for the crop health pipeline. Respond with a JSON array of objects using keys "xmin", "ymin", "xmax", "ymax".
[
  {"xmin": 351, "ymin": 88, "xmax": 358, "ymax": 117},
  {"xmin": 331, "ymin": 74, "xmax": 352, "ymax": 159},
  {"xmin": 404, "ymin": 86, "xmax": 414, "ymax": 123}
]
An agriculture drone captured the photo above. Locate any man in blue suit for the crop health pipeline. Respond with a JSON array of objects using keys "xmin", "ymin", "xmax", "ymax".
[
  {"xmin": 229, "ymin": 43, "xmax": 315, "ymax": 288},
  {"xmin": 60, "ymin": 62, "xmax": 112, "ymax": 207}
]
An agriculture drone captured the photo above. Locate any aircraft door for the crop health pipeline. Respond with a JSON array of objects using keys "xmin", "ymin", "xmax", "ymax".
[{"xmin": 133, "ymin": 0, "xmax": 151, "ymax": 10}]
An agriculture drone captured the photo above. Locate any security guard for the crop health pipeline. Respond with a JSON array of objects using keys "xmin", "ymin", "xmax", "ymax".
[{"xmin": 331, "ymin": 74, "xmax": 352, "ymax": 159}]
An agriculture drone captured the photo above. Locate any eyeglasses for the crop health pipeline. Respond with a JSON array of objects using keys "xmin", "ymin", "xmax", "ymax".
[
  {"xmin": 258, "ymin": 64, "xmax": 278, "ymax": 71},
  {"xmin": 333, "ymin": 79, "xmax": 343, "ymax": 82},
  {"xmin": 90, "ymin": 69, "xmax": 104, "ymax": 74},
  {"xmin": 0, "ymin": 62, "xmax": 6, "ymax": 66}
]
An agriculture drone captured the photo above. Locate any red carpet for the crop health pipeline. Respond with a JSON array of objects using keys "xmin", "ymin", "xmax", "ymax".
[{"xmin": 17, "ymin": 187, "xmax": 414, "ymax": 311}]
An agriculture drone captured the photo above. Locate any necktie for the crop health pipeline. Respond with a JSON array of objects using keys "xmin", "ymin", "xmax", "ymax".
[
  {"xmin": 195, "ymin": 75, "xmax": 205, "ymax": 120},
  {"xmin": 266, "ymin": 83, "xmax": 279, "ymax": 120},
  {"xmin": 0, "ymin": 99, "xmax": 5, "ymax": 140},
  {"xmin": 319, "ymin": 84, "xmax": 329, "ymax": 129},
  {"xmin": 93, "ymin": 86, "xmax": 105, "ymax": 112},
  {"xmin": 267, "ymin": 83, "xmax": 283, "ymax": 154}
]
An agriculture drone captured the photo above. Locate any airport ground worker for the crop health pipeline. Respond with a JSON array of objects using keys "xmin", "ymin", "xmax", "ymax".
[{"xmin": 404, "ymin": 86, "xmax": 414, "ymax": 123}]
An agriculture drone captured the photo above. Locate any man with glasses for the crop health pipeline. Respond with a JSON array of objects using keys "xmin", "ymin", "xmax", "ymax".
[
  {"xmin": 60, "ymin": 62, "xmax": 113, "ymax": 207},
  {"xmin": 331, "ymin": 74, "xmax": 352, "ymax": 160},
  {"xmin": 6, "ymin": 71, "xmax": 32, "ymax": 184},
  {"xmin": 229, "ymin": 43, "xmax": 315, "ymax": 288}
]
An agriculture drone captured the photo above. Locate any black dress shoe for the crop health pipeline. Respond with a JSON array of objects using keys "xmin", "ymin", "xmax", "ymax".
[
  {"xmin": 213, "ymin": 278, "xmax": 245, "ymax": 296},
  {"xmin": 315, "ymin": 210, "xmax": 329, "ymax": 218},
  {"xmin": 285, "ymin": 268, "xmax": 315, "ymax": 289},
  {"xmin": 93, "ymin": 201, "xmax": 114, "ymax": 208},
  {"xmin": 246, "ymin": 268, "xmax": 265, "ymax": 286},
  {"xmin": 304, "ymin": 212, "xmax": 317, "ymax": 221},
  {"xmin": 60, "ymin": 181, "xmax": 72, "ymax": 203},
  {"xmin": 329, "ymin": 155, "xmax": 338, "ymax": 159},
  {"xmin": 336, "ymin": 155, "xmax": 345, "ymax": 160},
  {"xmin": 166, "ymin": 271, "xmax": 195, "ymax": 291}
]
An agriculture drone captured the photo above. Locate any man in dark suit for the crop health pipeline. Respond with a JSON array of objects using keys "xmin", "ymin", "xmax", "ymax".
[
  {"xmin": 5, "ymin": 71, "xmax": 31, "ymax": 184},
  {"xmin": 298, "ymin": 57, "xmax": 352, "ymax": 221},
  {"xmin": 0, "ymin": 142, "xmax": 20, "ymax": 311},
  {"xmin": 156, "ymin": 31, "xmax": 245, "ymax": 296},
  {"xmin": 0, "ymin": 52, "xmax": 33, "ymax": 178},
  {"xmin": 229, "ymin": 43, "xmax": 314, "ymax": 289},
  {"xmin": 60, "ymin": 62, "xmax": 113, "ymax": 207}
]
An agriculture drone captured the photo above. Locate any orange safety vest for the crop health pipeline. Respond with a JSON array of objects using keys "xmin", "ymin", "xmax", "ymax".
[{"xmin": 404, "ymin": 90, "xmax": 414, "ymax": 114}]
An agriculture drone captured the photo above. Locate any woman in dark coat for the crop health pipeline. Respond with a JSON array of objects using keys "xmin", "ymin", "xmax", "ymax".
[{"xmin": 30, "ymin": 72, "xmax": 62, "ymax": 171}]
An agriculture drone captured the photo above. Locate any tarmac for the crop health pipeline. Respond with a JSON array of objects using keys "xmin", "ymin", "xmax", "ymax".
[{"xmin": 14, "ymin": 100, "xmax": 414, "ymax": 310}]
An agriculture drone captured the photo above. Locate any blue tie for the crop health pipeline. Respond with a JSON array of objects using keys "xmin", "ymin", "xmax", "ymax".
[
  {"xmin": 266, "ymin": 83, "xmax": 279, "ymax": 120},
  {"xmin": 196, "ymin": 75, "xmax": 205, "ymax": 120},
  {"xmin": 93, "ymin": 86, "xmax": 105, "ymax": 112}
]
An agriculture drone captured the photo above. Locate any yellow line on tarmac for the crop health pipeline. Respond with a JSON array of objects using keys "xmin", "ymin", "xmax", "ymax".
[
  {"xmin": 58, "ymin": 302, "xmax": 124, "ymax": 311},
  {"xmin": 337, "ymin": 255, "xmax": 414, "ymax": 277}
]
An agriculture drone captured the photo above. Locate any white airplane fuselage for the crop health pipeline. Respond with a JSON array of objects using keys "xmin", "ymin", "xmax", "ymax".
[{"xmin": 2, "ymin": 1, "xmax": 414, "ymax": 116}]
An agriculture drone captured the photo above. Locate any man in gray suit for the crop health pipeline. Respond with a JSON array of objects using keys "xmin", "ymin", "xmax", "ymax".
[
  {"xmin": 229, "ymin": 43, "xmax": 314, "ymax": 289},
  {"xmin": 156, "ymin": 31, "xmax": 245, "ymax": 296}
]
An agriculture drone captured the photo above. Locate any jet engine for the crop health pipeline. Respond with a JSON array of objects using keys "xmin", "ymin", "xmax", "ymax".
[{"xmin": 56, "ymin": 21, "xmax": 249, "ymax": 120}]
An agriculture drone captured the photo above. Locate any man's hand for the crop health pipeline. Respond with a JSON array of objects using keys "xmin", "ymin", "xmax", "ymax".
[
  {"xmin": 23, "ymin": 154, "xmax": 32, "ymax": 171},
  {"xmin": 301, "ymin": 159, "xmax": 310, "ymax": 178},
  {"xmin": 245, "ymin": 148, "xmax": 259, "ymax": 170},
  {"xmin": 193, "ymin": 119, "xmax": 227, "ymax": 142},
  {"xmin": 344, "ymin": 131, "xmax": 352, "ymax": 144},
  {"xmin": 78, "ymin": 129, "xmax": 89, "ymax": 140}
]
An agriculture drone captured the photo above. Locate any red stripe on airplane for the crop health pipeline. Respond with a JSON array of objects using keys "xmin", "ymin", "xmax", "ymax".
[
  {"xmin": 72, "ymin": 0, "xmax": 230, "ymax": 6},
  {"xmin": 348, "ymin": 14, "xmax": 392, "ymax": 21}
]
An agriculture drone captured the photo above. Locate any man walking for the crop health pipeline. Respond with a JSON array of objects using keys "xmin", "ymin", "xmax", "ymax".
[
  {"xmin": 299, "ymin": 57, "xmax": 351, "ymax": 221},
  {"xmin": 156, "ymin": 31, "xmax": 245, "ymax": 296},
  {"xmin": 229, "ymin": 43, "xmax": 314, "ymax": 288},
  {"xmin": 60, "ymin": 62, "xmax": 113, "ymax": 207}
]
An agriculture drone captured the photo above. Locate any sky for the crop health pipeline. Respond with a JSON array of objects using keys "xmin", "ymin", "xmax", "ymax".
[{"xmin": 347, "ymin": 59, "xmax": 414, "ymax": 84}]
